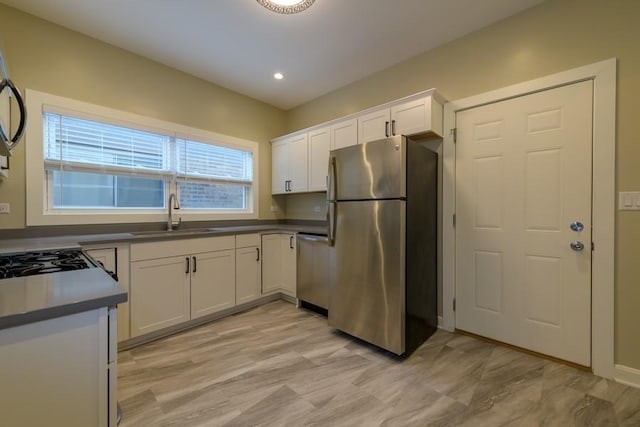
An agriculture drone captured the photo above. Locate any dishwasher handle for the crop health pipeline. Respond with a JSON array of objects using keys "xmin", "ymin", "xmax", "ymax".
[{"xmin": 297, "ymin": 234, "xmax": 328, "ymax": 243}]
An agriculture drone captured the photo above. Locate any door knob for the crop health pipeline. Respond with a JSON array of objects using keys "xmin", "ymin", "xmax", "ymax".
[
  {"xmin": 570, "ymin": 241, "xmax": 585, "ymax": 251},
  {"xmin": 570, "ymin": 221, "xmax": 584, "ymax": 232}
]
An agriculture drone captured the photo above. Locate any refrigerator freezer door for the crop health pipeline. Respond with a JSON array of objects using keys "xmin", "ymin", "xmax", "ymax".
[
  {"xmin": 330, "ymin": 136, "xmax": 406, "ymax": 201},
  {"xmin": 328, "ymin": 199, "xmax": 406, "ymax": 355}
]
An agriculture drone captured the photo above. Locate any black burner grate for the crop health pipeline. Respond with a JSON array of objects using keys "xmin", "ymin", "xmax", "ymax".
[{"xmin": 0, "ymin": 249, "xmax": 96, "ymax": 279}]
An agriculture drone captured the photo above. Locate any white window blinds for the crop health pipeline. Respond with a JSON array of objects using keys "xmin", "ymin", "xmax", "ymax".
[
  {"xmin": 43, "ymin": 112, "xmax": 171, "ymax": 178},
  {"xmin": 176, "ymin": 138, "xmax": 252, "ymax": 184}
]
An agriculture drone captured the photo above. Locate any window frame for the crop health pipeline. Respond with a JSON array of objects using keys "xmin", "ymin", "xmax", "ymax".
[{"xmin": 26, "ymin": 89, "xmax": 259, "ymax": 226}]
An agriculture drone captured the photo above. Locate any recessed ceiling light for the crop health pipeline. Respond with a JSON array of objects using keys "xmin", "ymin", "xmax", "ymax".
[
  {"xmin": 274, "ymin": 72, "xmax": 284, "ymax": 80},
  {"xmin": 257, "ymin": 0, "xmax": 315, "ymax": 14}
]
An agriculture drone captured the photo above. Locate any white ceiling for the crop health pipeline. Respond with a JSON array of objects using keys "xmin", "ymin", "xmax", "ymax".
[{"xmin": 2, "ymin": 0, "xmax": 544, "ymax": 110}]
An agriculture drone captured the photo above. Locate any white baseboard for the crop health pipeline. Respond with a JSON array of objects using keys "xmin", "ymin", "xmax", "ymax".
[
  {"xmin": 614, "ymin": 364, "xmax": 640, "ymax": 389},
  {"xmin": 437, "ymin": 315, "xmax": 443, "ymax": 329}
]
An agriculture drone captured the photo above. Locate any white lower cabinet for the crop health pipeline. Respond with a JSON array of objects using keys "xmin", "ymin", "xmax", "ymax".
[
  {"xmin": 0, "ymin": 307, "xmax": 117, "ymax": 427},
  {"xmin": 191, "ymin": 249, "xmax": 236, "ymax": 319},
  {"xmin": 261, "ymin": 233, "xmax": 296, "ymax": 297},
  {"xmin": 131, "ymin": 255, "xmax": 191, "ymax": 336},
  {"xmin": 236, "ymin": 246, "xmax": 262, "ymax": 304},
  {"xmin": 130, "ymin": 236, "xmax": 236, "ymax": 338},
  {"xmin": 84, "ymin": 245, "xmax": 131, "ymax": 343},
  {"xmin": 262, "ymin": 234, "xmax": 282, "ymax": 294},
  {"xmin": 281, "ymin": 234, "xmax": 297, "ymax": 296}
]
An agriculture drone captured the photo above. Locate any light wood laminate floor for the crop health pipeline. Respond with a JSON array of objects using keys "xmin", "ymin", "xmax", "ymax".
[{"xmin": 118, "ymin": 301, "xmax": 640, "ymax": 426}]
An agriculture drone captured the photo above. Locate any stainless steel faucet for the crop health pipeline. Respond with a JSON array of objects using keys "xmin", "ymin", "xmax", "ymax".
[{"xmin": 167, "ymin": 193, "xmax": 181, "ymax": 231}]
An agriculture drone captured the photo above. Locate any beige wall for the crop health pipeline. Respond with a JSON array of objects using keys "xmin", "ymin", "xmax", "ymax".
[
  {"xmin": 1, "ymin": 0, "xmax": 639, "ymax": 370},
  {"xmin": 285, "ymin": 0, "xmax": 640, "ymax": 369},
  {"xmin": 0, "ymin": 4, "xmax": 287, "ymax": 229}
]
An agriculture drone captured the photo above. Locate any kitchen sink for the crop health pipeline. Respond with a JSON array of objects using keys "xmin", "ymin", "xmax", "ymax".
[{"xmin": 131, "ymin": 228, "xmax": 214, "ymax": 236}]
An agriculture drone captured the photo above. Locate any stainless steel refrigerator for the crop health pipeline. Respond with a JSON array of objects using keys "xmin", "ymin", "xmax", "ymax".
[{"xmin": 327, "ymin": 135, "xmax": 437, "ymax": 355}]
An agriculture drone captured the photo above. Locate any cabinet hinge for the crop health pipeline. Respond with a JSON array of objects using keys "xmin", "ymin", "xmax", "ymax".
[
  {"xmin": 453, "ymin": 213, "xmax": 456, "ymax": 227},
  {"xmin": 453, "ymin": 298, "xmax": 456, "ymax": 312},
  {"xmin": 450, "ymin": 128, "xmax": 457, "ymax": 143},
  {"xmin": 591, "ymin": 241, "xmax": 595, "ymax": 251}
]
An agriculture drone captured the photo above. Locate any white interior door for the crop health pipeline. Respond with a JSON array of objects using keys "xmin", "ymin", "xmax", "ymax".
[{"xmin": 455, "ymin": 81, "xmax": 593, "ymax": 366}]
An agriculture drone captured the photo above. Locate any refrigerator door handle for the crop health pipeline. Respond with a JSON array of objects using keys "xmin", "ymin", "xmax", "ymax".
[
  {"xmin": 327, "ymin": 156, "xmax": 337, "ymax": 202},
  {"xmin": 328, "ymin": 202, "xmax": 336, "ymax": 247},
  {"xmin": 327, "ymin": 155, "xmax": 337, "ymax": 246}
]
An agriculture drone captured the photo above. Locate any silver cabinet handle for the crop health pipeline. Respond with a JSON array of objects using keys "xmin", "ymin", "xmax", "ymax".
[
  {"xmin": 570, "ymin": 241, "xmax": 585, "ymax": 251},
  {"xmin": 185, "ymin": 257, "xmax": 190, "ymax": 274},
  {"xmin": 192, "ymin": 256, "xmax": 197, "ymax": 273},
  {"xmin": 391, "ymin": 119, "xmax": 396, "ymax": 136},
  {"xmin": 570, "ymin": 221, "xmax": 584, "ymax": 232},
  {"xmin": 385, "ymin": 121, "xmax": 390, "ymax": 138},
  {"xmin": 289, "ymin": 235, "xmax": 294, "ymax": 249},
  {"xmin": 256, "ymin": 247, "xmax": 260, "ymax": 262}
]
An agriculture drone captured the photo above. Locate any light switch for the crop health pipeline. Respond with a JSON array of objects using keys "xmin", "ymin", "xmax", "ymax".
[{"xmin": 619, "ymin": 192, "xmax": 640, "ymax": 210}]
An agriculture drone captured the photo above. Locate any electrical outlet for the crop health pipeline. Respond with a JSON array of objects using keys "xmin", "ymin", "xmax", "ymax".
[
  {"xmin": 0, "ymin": 203, "xmax": 10, "ymax": 214},
  {"xmin": 313, "ymin": 206, "xmax": 322, "ymax": 213}
]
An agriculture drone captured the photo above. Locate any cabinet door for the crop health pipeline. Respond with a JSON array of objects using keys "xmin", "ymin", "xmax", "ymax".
[
  {"xmin": 271, "ymin": 141, "xmax": 288, "ymax": 194},
  {"xmin": 85, "ymin": 248, "xmax": 116, "ymax": 272},
  {"xmin": 308, "ymin": 126, "xmax": 330, "ymax": 191},
  {"xmin": 391, "ymin": 96, "xmax": 443, "ymax": 137},
  {"xmin": 358, "ymin": 108, "xmax": 391, "ymax": 144},
  {"xmin": 288, "ymin": 134, "xmax": 308, "ymax": 193},
  {"xmin": 280, "ymin": 234, "xmax": 297, "ymax": 297},
  {"xmin": 331, "ymin": 118, "xmax": 358, "ymax": 151},
  {"xmin": 191, "ymin": 249, "xmax": 236, "ymax": 319},
  {"xmin": 261, "ymin": 234, "xmax": 282, "ymax": 294},
  {"xmin": 130, "ymin": 256, "xmax": 190, "ymax": 337},
  {"xmin": 236, "ymin": 246, "xmax": 262, "ymax": 304},
  {"xmin": 85, "ymin": 245, "xmax": 131, "ymax": 343}
]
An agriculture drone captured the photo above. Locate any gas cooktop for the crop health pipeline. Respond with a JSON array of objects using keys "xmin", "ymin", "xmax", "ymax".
[{"xmin": 0, "ymin": 248, "xmax": 98, "ymax": 280}]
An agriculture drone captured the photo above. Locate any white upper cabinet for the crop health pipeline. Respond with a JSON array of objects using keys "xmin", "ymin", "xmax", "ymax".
[
  {"xmin": 391, "ymin": 97, "xmax": 443, "ymax": 138},
  {"xmin": 308, "ymin": 118, "xmax": 358, "ymax": 192},
  {"xmin": 272, "ymin": 141, "xmax": 289, "ymax": 194},
  {"xmin": 308, "ymin": 126, "xmax": 331, "ymax": 192},
  {"xmin": 272, "ymin": 89, "xmax": 444, "ymax": 195},
  {"xmin": 358, "ymin": 108, "xmax": 391, "ymax": 144},
  {"xmin": 272, "ymin": 133, "xmax": 308, "ymax": 195},
  {"xmin": 358, "ymin": 95, "xmax": 444, "ymax": 144},
  {"xmin": 330, "ymin": 118, "xmax": 358, "ymax": 151}
]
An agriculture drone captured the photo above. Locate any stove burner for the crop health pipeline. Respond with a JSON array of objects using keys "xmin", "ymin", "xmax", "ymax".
[{"xmin": 0, "ymin": 249, "xmax": 96, "ymax": 279}]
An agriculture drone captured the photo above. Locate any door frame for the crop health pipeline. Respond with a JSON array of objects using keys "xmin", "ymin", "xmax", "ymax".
[{"xmin": 442, "ymin": 58, "xmax": 616, "ymax": 378}]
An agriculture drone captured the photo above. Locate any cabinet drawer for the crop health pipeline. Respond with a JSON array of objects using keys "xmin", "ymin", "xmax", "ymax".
[
  {"xmin": 236, "ymin": 233, "xmax": 261, "ymax": 248},
  {"xmin": 131, "ymin": 236, "xmax": 235, "ymax": 261}
]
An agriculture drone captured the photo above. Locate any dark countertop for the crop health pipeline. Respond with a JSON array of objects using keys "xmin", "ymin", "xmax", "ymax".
[
  {"xmin": 0, "ymin": 268, "xmax": 127, "ymax": 330},
  {"xmin": 0, "ymin": 223, "xmax": 326, "ymax": 329},
  {"xmin": 0, "ymin": 224, "xmax": 328, "ymax": 252}
]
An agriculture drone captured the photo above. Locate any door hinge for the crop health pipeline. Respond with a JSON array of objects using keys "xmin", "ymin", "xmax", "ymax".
[
  {"xmin": 453, "ymin": 213, "xmax": 456, "ymax": 227},
  {"xmin": 450, "ymin": 128, "xmax": 457, "ymax": 143},
  {"xmin": 453, "ymin": 298, "xmax": 456, "ymax": 312}
]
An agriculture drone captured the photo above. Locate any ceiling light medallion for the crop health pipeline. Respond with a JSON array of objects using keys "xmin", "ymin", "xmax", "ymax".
[{"xmin": 257, "ymin": 0, "xmax": 315, "ymax": 14}]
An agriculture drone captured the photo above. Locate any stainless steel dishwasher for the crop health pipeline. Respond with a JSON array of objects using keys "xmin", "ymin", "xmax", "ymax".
[{"xmin": 296, "ymin": 233, "xmax": 330, "ymax": 311}]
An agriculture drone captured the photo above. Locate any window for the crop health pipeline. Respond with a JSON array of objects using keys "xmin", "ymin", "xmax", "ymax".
[
  {"xmin": 176, "ymin": 137, "xmax": 252, "ymax": 209},
  {"xmin": 26, "ymin": 89, "xmax": 259, "ymax": 225},
  {"xmin": 44, "ymin": 113, "xmax": 170, "ymax": 209}
]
